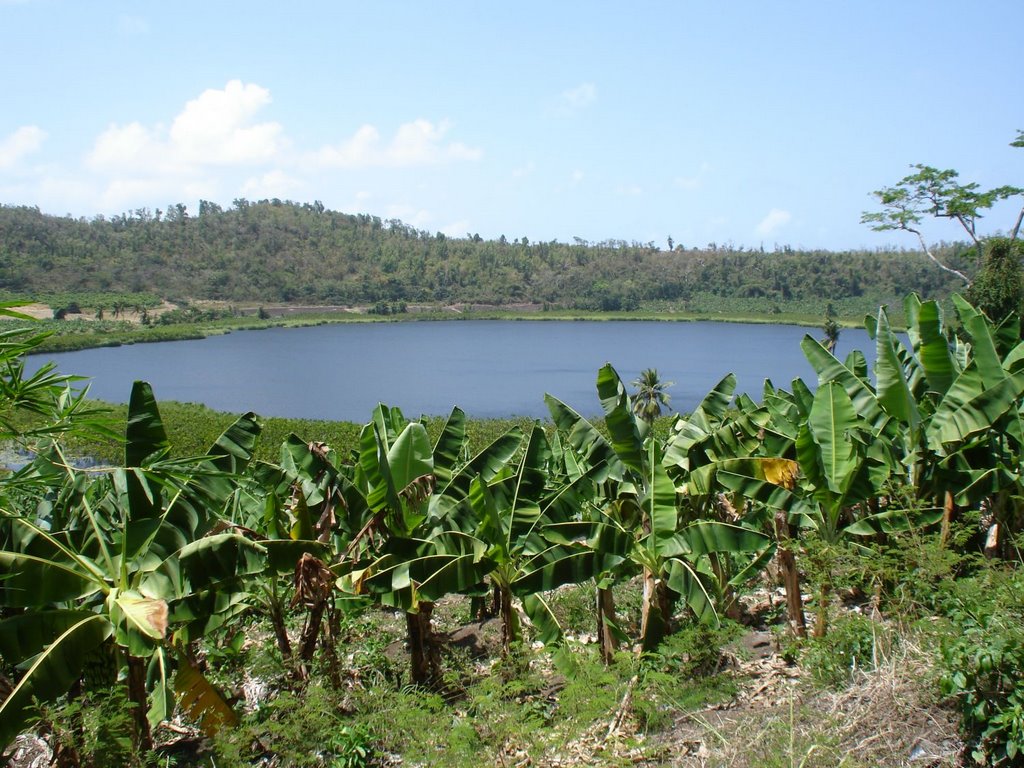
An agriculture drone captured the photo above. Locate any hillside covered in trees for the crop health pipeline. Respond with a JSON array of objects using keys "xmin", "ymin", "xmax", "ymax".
[{"xmin": 0, "ymin": 201, "xmax": 970, "ymax": 312}]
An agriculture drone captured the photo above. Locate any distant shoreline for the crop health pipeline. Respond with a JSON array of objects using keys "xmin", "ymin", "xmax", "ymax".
[{"xmin": 9, "ymin": 301, "xmax": 872, "ymax": 355}]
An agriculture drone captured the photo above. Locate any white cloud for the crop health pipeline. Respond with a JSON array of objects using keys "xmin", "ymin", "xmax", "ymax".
[
  {"xmin": 571, "ymin": 170, "xmax": 585, "ymax": 185},
  {"xmin": 87, "ymin": 80, "xmax": 286, "ymax": 173},
  {"xmin": 617, "ymin": 184, "xmax": 643, "ymax": 196},
  {"xmin": 315, "ymin": 119, "xmax": 481, "ymax": 168},
  {"xmin": 440, "ymin": 219, "xmax": 471, "ymax": 237},
  {"xmin": 382, "ymin": 204, "xmax": 434, "ymax": 229},
  {"xmin": 172, "ymin": 81, "xmax": 285, "ymax": 165},
  {"xmin": 0, "ymin": 126, "xmax": 46, "ymax": 169},
  {"xmin": 241, "ymin": 170, "xmax": 303, "ymax": 199},
  {"xmin": 561, "ymin": 82, "xmax": 597, "ymax": 111},
  {"xmin": 89, "ymin": 121, "xmax": 164, "ymax": 173},
  {"xmin": 95, "ymin": 177, "xmax": 199, "ymax": 212},
  {"xmin": 13, "ymin": 81, "xmax": 484, "ymax": 223},
  {"xmin": 755, "ymin": 208, "xmax": 792, "ymax": 236}
]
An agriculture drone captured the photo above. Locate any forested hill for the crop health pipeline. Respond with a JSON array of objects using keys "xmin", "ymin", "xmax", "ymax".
[{"xmin": 0, "ymin": 201, "xmax": 970, "ymax": 311}]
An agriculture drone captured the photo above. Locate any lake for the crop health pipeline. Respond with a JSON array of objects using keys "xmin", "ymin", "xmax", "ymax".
[{"xmin": 26, "ymin": 321, "xmax": 875, "ymax": 421}]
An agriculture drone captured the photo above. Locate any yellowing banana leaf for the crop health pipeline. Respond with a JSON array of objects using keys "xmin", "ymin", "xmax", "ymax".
[
  {"xmin": 174, "ymin": 662, "xmax": 239, "ymax": 738},
  {"xmin": 114, "ymin": 592, "xmax": 168, "ymax": 640}
]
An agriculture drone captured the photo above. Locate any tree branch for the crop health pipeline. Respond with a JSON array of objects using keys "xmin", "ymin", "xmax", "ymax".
[
  {"xmin": 953, "ymin": 213, "xmax": 982, "ymax": 250},
  {"xmin": 1011, "ymin": 204, "xmax": 1024, "ymax": 243},
  {"xmin": 907, "ymin": 226, "xmax": 970, "ymax": 284}
]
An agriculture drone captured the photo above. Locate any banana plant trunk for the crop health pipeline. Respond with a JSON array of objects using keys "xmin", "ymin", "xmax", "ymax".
[
  {"xmin": 709, "ymin": 552, "xmax": 742, "ymax": 622},
  {"xmin": 775, "ymin": 511, "xmax": 807, "ymax": 638},
  {"xmin": 296, "ymin": 596, "xmax": 329, "ymax": 680},
  {"xmin": 940, "ymin": 491, "xmax": 956, "ymax": 548},
  {"xmin": 639, "ymin": 570, "xmax": 673, "ymax": 652},
  {"xmin": 596, "ymin": 586, "xmax": 619, "ymax": 664},
  {"xmin": 813, "ymin": 580, "xmax": 831, "ymax": 638},
  {"xmin": 471, "ymin": 583, "xmax": 501, "ymax": 621},
  {"xmin": 498, "ymin": 584, "xmax": 521, "ymax": 656},
  {"xmin": 267, "ymin": 584, "xmax": 293, "ymax": 661},
  {"xmin": 126, "ymin": 654, "xmax": 153, "ymax": 753},
  {"xmin": 405, "ymin": 602, "xmax": 441, "ymax": 686}
]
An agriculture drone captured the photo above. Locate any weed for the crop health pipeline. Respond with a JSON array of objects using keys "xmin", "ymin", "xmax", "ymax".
[
  {"xmin": 708, "ymin": 697, "xmax": 857, "ymax": 768},
  {"xmin": 323, "ymin": 725, "xmax": 374, "ymax": 768},
  {"xmin": 34, "ymin": 687, "xmax": 142, "ymax": 767},
  {"xmin": 632, "ymin": 623, "xmax": 743, "ymax": 731},
  {"xmin": 213, "ymin": 683, "xmax": 373, "ymax": 767},
  {"xmin": 939, "ymin": 568, "xmax": 1024, "ymax": 766},
  {"xmin": 801, "ymin": 612, "xmax": 889, "ymax": 689},
  {"xmin": 543, "ymin": 582, "xmax": 597, "ymax": 636}
]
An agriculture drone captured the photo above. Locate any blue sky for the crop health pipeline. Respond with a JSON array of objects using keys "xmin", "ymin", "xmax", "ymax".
[{"xmin": 2, "ymin": 1, "xmax": 1021, "ymax": 251}]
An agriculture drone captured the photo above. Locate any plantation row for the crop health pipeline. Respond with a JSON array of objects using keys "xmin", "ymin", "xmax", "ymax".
[{"xmin": 1, "ymin": 293, "xmax": 1023, "ymax": 764}]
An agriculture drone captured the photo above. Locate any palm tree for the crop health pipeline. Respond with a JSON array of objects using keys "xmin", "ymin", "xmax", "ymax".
[
  {"xmin": 822, "ymin": 303, "xmax": 840, "ymax": 354},
  {"xmin": 631, "ymin": 368, "xmax": 673, "ymax": 423}
]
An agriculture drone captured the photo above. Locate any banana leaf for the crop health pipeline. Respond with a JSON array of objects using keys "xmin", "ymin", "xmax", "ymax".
[
  {"xmin": 596, "ymin": 363, "xmax": 645, "ymax": 478},
  {"xmin": 801, "ymin": 335, "xmax": 886, "ymax": 429},
  {"xmin": 0, "ymin": 612, "xmax": 112, "ymax": 749}
]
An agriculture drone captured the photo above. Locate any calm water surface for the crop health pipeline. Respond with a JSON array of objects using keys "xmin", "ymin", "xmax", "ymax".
[{"xmin": 27, "ymin": 321, "xmax": 875, "ymax": 421}]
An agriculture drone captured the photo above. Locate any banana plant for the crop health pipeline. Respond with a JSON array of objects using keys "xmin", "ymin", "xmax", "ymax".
[
  {"xmin": 719, "ymin": 376, "xmax": 927, "ymax": 636},
  {"xmin": 542, "ymin": 396, "xmax": 632, "ymax": 660},
  {"xmin": 0, "ymin": 326, "xmax": 108, "ymax": 442},
  {"xmin": 228, "ymin": 434, "xmax": 348, "ymax": 674},
  {"xmin": 923, "ymin": 296, "xmax": 1024, "ymax": 553},
  {"xmin": 0, "ymin": 382, "xmax": 264, "ymax": 751},
  {"xmin": 663, "ymin": 373, "xmax": 770, "ymax": 479},
  {"xmin": 341, "ymin": 404, "xmax": 514, "ymax": 684},
  {"xmin": 457, "ymin": 422, "xmax": 621, "ymax": 655},
  {"xmin": 713, "ymin": 299, "xmax": 976, "ymax": 634},
  {"xmin": 548, "ymin": 364, "xmax": 772, "ymax": 653},
  {"xmin": 808, "ymin": 294, "xmax": 1024, "ymax": 554},
  {"xmin": 805, "ymin": 295, "xmax": 1024, "ymax": 509}
]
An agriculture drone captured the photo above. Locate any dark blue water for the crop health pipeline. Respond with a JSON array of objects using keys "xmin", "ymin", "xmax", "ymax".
[{"xmin": 26, "ymin": 321, "xmax": 874, "ymax": 421}]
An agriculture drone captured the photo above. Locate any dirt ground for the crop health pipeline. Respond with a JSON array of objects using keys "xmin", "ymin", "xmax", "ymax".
[{"xmin": 1, "ymin": 301, "xmax": 180, "ymax": 324}]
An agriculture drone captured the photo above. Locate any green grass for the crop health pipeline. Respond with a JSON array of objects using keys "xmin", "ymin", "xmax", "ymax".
[
  {"xmin": 206, "ymin": 590, "xmax": 741, "ymax": 767},
  {"xmin": 46, "ymin": 397, "xmax": 673, "ymax": 466},
  {"xmin": 51, "ymin": 399, "xmax": 548, "ymax": 465}
]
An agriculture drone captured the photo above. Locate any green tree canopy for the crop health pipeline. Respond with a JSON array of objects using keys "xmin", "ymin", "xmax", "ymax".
[{"xmin": 862, "ymin": 133, "xmax": 1024, "ymax": 285}]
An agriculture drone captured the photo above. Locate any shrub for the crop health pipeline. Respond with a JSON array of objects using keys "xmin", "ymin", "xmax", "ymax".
[
  {"xmin": 214, "ymin": 684, "xmax": 376, "ymax": 767},
  {"xmin": 940, "ymin": 569, "xmax": 1024, "ymax": 767},
  {"xmin": 35, "ymin": 688, "xmax": 140, "ymax": 767},
  {"xmin": 801, "ymin": 612, "xmax": 886, "ymax": 689}
]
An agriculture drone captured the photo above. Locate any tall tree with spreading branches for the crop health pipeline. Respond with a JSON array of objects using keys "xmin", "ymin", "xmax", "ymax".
[{"xmin": 862, "ymin": 132, "xmax": 1024, "ymax": 286}]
